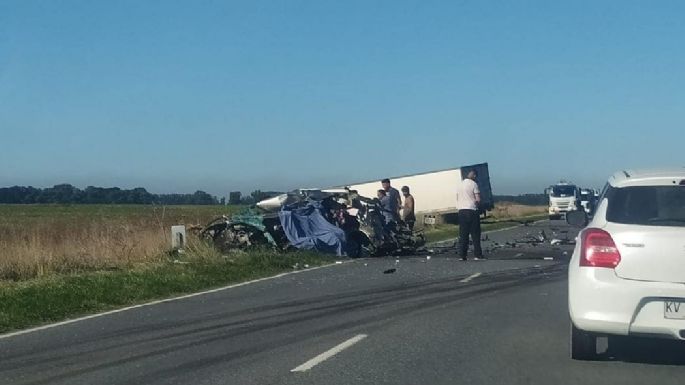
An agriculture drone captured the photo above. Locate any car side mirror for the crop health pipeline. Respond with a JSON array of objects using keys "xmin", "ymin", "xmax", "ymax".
[{"xmin": 566, "ymin": 211, "xmax": 588, "ymax": 227}]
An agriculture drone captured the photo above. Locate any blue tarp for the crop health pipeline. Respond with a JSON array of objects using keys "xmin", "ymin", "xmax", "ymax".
[{"xmin": 278, "ymin": 201, "xmax": 347, "ymax": 256}]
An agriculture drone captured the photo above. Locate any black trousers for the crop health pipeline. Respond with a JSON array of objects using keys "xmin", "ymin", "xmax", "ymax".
[
  {"xmin": 458, "ymin": 209, "xmax": 482, "ymax": 257},
  {"xmin": 404, "ymin": 216, "xmax": 416, "ymax": 231}
]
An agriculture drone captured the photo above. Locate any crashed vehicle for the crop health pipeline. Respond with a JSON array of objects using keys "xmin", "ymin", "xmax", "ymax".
[{"xmin": 199, "ymin": 188, "xmax": 425, "ymax": 257}]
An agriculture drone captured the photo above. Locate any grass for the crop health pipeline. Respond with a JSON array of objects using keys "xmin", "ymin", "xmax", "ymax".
[
  {"xmin": 421, "ymin": 202, "xmax": 548, "ymax": 244},
  {"xmin": 423, "ymin": 219, "xmax": 545, "ymax": 244},
  {"xmin": 0, "ymin": 204, "xmax": 244, "ymax": 280},
  {"xmin": 0, "ymin": 245, "xmax": 329, "ymax": 334}
]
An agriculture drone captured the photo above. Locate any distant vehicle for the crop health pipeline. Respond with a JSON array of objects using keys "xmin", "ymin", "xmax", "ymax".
[
  {"xmin": 567, "ymin": 168, "xmax": 685, "ymax": 360},
  {"xmin": 546, "ymin": 181, "xmax": 580, "ymax": 220},
  {"xmin": 579, "ymin": 188, "xmax": 596, "ymax": 215}
]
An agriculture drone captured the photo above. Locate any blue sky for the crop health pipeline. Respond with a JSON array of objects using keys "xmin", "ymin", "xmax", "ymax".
[{"xmin": 1, "ymin": 1, "xmax": 683, "ymax": 196}]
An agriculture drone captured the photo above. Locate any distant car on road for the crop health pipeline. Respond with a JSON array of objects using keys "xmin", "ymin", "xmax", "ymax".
[
  {"xmin": 567, "ymin": 168, "xmax": 685, "ymax": 360},
  {"xmin": 579, "ymin": 188, "xmax": 596, "ymax": 215}
]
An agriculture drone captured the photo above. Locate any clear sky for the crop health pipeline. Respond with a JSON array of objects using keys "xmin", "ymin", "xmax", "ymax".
[{"xmin": 1, "ymin": 1, "xmax": 683, "ymax": 196}]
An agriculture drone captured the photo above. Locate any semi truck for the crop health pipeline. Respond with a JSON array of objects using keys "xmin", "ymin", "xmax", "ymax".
[{"xmin": 546, "ymin": 181, "xmax": 580, "ymax": 220}]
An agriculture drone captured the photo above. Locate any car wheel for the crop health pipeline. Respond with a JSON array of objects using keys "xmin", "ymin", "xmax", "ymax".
[{"xmin": 571, "ymin": 323, "xmax": 597, "ymax": 360}]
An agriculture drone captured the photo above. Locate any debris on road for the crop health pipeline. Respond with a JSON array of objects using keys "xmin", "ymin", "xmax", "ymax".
[{"xmin": 383, "ymin": 268, "xmax": 397, "ymax": 274}]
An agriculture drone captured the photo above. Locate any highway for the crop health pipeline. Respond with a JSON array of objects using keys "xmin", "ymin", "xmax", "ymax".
[{"xmin": 2, "ymin": 221, "xmax": 685, "ymax": 385}]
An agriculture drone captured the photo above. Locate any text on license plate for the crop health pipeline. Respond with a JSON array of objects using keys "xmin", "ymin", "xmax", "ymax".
[{"xmin": 664, "ymin": 301, "xmax": 685, "ymax": 319}]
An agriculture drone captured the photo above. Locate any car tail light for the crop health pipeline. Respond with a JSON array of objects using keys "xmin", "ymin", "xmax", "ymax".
[{"xmin": 580, "ymin": 228, "xmax": 621, "ymax": 268}]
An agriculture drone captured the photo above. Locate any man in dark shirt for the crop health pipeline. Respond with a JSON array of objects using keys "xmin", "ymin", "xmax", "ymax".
[
  {"xmin": 377, "ymin": 189, "xmax": 395, "ymax": 224},
  {"xmin": 381, "ymin": 178, "xmax": 401, "ymax": 219}
]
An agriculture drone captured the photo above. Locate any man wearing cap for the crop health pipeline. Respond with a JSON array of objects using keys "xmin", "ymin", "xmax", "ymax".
[
  {"xmin": 401, "ymin": 186, "xmax": 416, "ymax": 231},
  {"xmin": 456, "ymin": 170, "xmax": 484, "ymax": 261}
]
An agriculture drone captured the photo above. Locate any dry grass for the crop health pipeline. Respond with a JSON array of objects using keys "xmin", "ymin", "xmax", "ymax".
[
  {"xmin": 0, "ymin": 204, "xmax": 243, "ymax": 281},
  {"xmin": 488, "ymin": 202, "xmax": 547, "ymax": 220}
]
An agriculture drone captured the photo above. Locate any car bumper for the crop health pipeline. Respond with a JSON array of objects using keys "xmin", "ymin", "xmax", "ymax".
[{"xmin": 569, "ymin": 267, "xmax": 685, "ymax": 339}]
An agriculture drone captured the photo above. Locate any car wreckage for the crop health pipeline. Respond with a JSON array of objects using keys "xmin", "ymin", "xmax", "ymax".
[{"xmin": 199, "ymin": 189, "xmax": 426, "ymax": 257}]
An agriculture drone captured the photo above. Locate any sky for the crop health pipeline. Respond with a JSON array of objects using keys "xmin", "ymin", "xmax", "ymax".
[{"xmin": 1, "ymin": 0, "xmax": 684, "ymax": 196}]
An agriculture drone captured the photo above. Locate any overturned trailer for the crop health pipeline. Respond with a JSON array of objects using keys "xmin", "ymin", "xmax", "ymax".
[
  {"xmin": 342, "ymin": 163, "xmax": 495, "ymax": 222},
  {"xmin": 200, "ymin": 189, "xmax": 425, "ymax": 257}
]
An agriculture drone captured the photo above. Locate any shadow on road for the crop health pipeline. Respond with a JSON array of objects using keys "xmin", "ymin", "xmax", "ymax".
[{"xmin": 600, "ymin": 336, "xmax": 685, "ymax": 366}]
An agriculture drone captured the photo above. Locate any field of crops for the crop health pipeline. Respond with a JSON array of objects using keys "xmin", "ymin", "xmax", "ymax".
[{"xmin": 0, "ymin": 204, "xmax": 243, "ymax": 280}]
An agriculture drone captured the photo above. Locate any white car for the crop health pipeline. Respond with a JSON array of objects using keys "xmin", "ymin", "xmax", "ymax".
[{"xmin": 567, "ymin": 168, "xmax": 685, "ymax": 360}]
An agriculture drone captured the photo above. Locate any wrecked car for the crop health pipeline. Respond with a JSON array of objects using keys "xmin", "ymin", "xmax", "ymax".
[{"xmin": 199, "ymin": 188, "xmax": 425, "ymax": 257}]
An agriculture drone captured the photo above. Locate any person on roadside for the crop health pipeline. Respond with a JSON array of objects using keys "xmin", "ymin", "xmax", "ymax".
[
  {"xmin": 377, "ymin": 189, "xmax": 395, "ymax": 225},
  {"xmin": 401, "ymin": 186, "xmax": 416, "ymax": 231},
  {"xmin": 456, "ymin": 170, "xmax": 484, "ymax": 261},
  {"xmin": 381, "ymin": 178, "xmax": 401, "ymax": 219}
]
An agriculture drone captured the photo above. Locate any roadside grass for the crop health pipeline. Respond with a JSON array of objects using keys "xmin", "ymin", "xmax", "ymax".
[
  {"xmin": 0, "ymin": 245, "xmax": 330, "ymax": 334},
  {"xmin": 0, "ymin": 204, "xmax": 244, "ymax": 280},
  {"xmin": 422, "ymin": 214, "xmax": 548, "ymax": 244}
]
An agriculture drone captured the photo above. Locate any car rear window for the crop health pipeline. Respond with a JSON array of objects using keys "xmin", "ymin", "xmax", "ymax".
[{"xmin": 606, "ymin": 185, "xmax": 685, "ymax": 226}]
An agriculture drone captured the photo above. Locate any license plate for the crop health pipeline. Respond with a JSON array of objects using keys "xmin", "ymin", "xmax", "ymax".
[{"xmin": 664, "ymin": 301, "xmax": 685, "ymax": 319}]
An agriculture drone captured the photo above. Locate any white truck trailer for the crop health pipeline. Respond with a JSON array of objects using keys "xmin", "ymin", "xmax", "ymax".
[{"xmin": 342, "ymin": 163, "xmax": 494, "ymax": 218}]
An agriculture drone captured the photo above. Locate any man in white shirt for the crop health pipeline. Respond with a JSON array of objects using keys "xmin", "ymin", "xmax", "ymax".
[{"xmin": 456, "ymin": 170, "xmax": 483, "ymax": 260}]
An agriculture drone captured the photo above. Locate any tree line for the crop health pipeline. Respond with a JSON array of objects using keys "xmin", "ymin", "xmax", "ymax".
[
  {"xmin": 0, "ymin": 184, "xmax": 221, "ymax": 205},
  {"xmin": 0, "ymin": 184, "xmax": 288, "ymax": 206},
  {"xmin": 0, "ymin": 184, "xmax": 547, "ymax": 206}
]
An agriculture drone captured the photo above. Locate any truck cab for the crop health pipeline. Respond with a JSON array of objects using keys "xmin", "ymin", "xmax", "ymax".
[{"xmin": 546, "ymin": 182, "xmax": 580, "ymax": 220}]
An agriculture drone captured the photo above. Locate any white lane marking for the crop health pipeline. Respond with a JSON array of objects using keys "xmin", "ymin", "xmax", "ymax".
[
  {"xmin": 0, "ymin": 263, "xmax": 350, "ymax": 341},
  {"xmin": 291, "ymin": 334, "xmax": 368, "ymax": 372},
  {"xmin": 459, "ymin": 272, "xmax": 482, "ymax": 283}
]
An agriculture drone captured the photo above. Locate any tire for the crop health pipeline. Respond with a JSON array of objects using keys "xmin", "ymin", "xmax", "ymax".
[
  {"xmin": 549, "ymin": 215, "xmax": 560, "ymax": 220},
  {"xmin": 571, "ymin": 323, "xmax": 597, "ymax": 360}
]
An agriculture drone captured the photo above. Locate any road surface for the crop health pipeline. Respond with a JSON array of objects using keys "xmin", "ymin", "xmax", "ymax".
[{"xmin": 2, "ymin": 221, "xmax": 685, "ymax": 385}]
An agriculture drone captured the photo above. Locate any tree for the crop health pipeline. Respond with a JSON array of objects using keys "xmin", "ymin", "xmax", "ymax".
[
  {"xmin": 250, "ymin": 190, "xmax": 283, "ymax": 203},
  {"xmin": 0, "ymin": 184, "xmax": 222, "ymax": 205},
  {"xmin": 240, "ymin": 195, "xmax": 255, "ymax": 205},
  {"xmin": 228, "ymin": 191, "xmax": 242, "ymax": 205}
]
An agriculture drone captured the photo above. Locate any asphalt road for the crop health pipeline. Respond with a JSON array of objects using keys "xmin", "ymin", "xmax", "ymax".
[{"xmin": 2, "ymin": 220, "xmax": 685, "ymax": 385}]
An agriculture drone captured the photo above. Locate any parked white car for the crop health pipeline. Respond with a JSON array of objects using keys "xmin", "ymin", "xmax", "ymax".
[{"xmin": 567, "ymin": 168, "xmax": 685, "ymax": 360}]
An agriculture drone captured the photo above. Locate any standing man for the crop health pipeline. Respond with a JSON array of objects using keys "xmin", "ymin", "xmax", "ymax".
[
  {"xmin": 456, "ymin": 170, "xmax": 484, "ymax": 261},
  {"xmin": 401, "ymin": 186, "xmax": 416, "ymax": 231},
  {"xmin": 381, "ymin": 178, "xmax": 401, "ymax": 220},
  {"xmin": 377, "ymin": 189, "xmax": 395, "ymax": 225}
]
